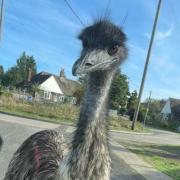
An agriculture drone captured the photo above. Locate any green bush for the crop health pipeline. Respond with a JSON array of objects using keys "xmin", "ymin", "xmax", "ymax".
[
  {"xmin": 109, "ymin": 116, "xmax": 144, "ymax": 132},
  {"xmin": 146, "ymin": 114, "xmax": 180, "ymax": 132},
  {"xmin": 3, "ymin": 91, "xmax": 13, "ymax": 98},
  {"xmin": 128, "ymin": 107, "xmax": 146, "ymax": 122}
]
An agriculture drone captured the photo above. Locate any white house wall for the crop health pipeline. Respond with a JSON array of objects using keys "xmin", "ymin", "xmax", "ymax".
[
  {"xmin": 161, "ymin": 99, "xmax": 171, "ymax": 114},
  {"xmin": 39, "ymin": 76, "xmax": 63, "ymax": 94}
]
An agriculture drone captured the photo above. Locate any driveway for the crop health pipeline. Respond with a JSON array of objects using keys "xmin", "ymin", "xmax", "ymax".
[{"xmin": 0, "ymin": 113, "xmax": 146, "ymax": 180}]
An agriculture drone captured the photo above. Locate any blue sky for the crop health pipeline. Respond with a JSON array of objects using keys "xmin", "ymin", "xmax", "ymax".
[{"xmin": 0, "ymin": 0, "xmax": 180, "ymax": 100}]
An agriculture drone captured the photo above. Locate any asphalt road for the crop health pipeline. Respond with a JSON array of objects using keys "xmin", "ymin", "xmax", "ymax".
[
  {"xmin": 0, "ymin": 114, "xmax": 146, "ymax": 180},
  {"xmin": 111, "ymin": 128, "xmax": 180, "ymax": 146}
]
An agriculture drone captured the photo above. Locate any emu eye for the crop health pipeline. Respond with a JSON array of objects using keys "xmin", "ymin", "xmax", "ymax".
[{"xmin": 108, "ymin": 45, "xmax": 119, "ymax": 56}]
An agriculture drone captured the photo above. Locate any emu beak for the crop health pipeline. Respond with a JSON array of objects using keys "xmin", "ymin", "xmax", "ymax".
[
  {"xmin": 72, "ymin": 50, "xmax": 106, "ymax": 76},
  {"xmin": 72, "ymin": 51, "xmax": 94, "ymax": 76}
]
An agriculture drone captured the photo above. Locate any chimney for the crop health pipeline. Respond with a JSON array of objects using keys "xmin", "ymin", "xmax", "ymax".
[
  {"xmin": 27, "ymin": 68, "xmax": 32, "ymax": 82},
  {"xmin": 60, "ymin": 68, "xmax": 66, "ymax": 78}
]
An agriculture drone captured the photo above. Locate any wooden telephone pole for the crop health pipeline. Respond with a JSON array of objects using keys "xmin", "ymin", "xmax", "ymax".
[{"xmin": 131, "ymin": 0, "xmax": 162, "ymax": 130}]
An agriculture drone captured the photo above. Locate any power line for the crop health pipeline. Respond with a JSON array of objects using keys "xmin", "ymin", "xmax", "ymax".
[
  {"xmin": 63, "ymin": 0, "xmax": 85, "ymax": 27},
  {"xmin": 131, "ymin": 0, "xmax": 162, "ymax": 130}
]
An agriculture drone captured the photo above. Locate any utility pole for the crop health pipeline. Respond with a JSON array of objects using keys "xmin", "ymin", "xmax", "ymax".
[
  {"xmin": 143, "ymin": 91, "xmax": 152, "ymax": 127},
  {"xmin": 0, "ymin": 0, "xmax": 4, "ymax": 42},
  {"xmin": 131, "ymin": 0, "xmax": 162, "ymax": 130}
]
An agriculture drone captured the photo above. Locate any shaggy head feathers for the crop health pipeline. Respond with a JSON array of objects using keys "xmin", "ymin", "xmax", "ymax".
[{"xmin": 78, "ymin": 19, "xmax": 127, "ymax": 49}]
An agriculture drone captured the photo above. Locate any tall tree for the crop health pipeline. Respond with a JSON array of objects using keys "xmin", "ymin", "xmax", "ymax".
[
  {"xmin": 0, "ymin": 65, "xmax": 4, "ymax": 84},
  {"xmin": 144, "ymin": 98, "xmax": 166, "ymax": 122},
  {"xmin": 73, "ymin": 76, "xmax": 85, "ymax": 105},
  {"xmin": 109, "ymin": 70, "xmax": 129, "ymax": 110},
  {"xmin": 127, "ymin": 91, "xmax": 153, "ymax": 122},
  {"xmin": 2, "ymin": 66, "xmax": 20, "ymax": 86},
  {"xmin": 73, "ymin": 72, "xmax": 130, "ymax": 109},
  {"xmin": 2, "ymin": 52, "xmax": 37, "ymax": 86},
  {"xmin": 127, "ymin": 90, "xmax": 138, "ymax": 110},
  {"xmin": 16, "ymin": 52, "xmax": 37, "ymax": 83}
]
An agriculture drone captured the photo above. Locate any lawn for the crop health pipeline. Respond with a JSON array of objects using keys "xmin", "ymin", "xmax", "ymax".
[
  {"xmin": 121, "ymin": 142, "xmax": 180, "ymax": 180},
  {"xmin": 0, "ymin": 94, "xmax": 147, "ymax": 132}
]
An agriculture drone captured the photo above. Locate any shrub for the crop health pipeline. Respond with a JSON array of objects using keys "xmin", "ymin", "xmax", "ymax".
[
  {"xmin": 109, "ymin": 116, "xmax": 144, "ymax": 131},
  {"xmin": 128, "ymin": 107, "xmax": 146, "ymax": 122},
  {"xmin": 3, "ymin": 91, "xmax": 13, "ymax": 98}
]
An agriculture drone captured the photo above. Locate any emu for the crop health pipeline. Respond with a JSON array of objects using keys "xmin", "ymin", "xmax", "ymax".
[{"xmin": 4, "ymin": 19, "xmax": 127, "ymax": 180}]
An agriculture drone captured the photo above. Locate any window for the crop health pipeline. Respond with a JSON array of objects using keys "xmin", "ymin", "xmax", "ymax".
[
  {"xmin": 163, "ymin": 113, "xmax": 169, "ymax": 121},
  {"xmin": 44, "ymin": 91, "xmax": 51, "ymax": 99},
  {"xmin": 59, "ymin": 96, "xmax": 65, "ymax": 102}
]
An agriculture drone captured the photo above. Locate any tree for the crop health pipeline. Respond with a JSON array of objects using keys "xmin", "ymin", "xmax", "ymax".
[
  {"xmin": 2, "ymin": 52, "xmax": 37, "ymax": 86},
  {"xmin": 31, "ymin": 83, "xmax": 41, "ymax": 98},
  {"xmin": 127, "ymin": 91, "xmax": 146, "ymax": 122},
  {"xmin": 0, "ymin": 65, "xmax": 4, "ymax": 84},
  {"xmin": 127, "ymin": 90, "xmax": 138, "ymax": 110},
  {"xmin": 16, "ymin": 52, "xmax": 37, "ymax": 82},
  {"xmin": 73, "ymin": 76, "xmax": 85, "ymax": 105},
  {"xmin": 73, "ymin": 85, "xmax": 85, "ymax": 105},
  {"xmin": 143, "ymin": 99, "xmax": 165, "ymax": 123},
  {"xmin": 109, "ymin": 70, "xmax": 129, "ymax": 110},
  {"xmin": 2, "ymin": 66, "xmax": 20, "ymax": 86}
]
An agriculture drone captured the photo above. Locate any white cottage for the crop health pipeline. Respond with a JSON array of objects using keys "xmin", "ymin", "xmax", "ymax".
[
  {"xmin": 161, "ymin": 98, "xmax": 180, "ymax": 120},
  {"xmin": 17, "ymin": 69, "xmax": 79, "ymax": 103}
]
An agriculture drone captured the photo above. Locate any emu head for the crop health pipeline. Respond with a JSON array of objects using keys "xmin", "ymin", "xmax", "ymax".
[{"xmin": 72, "ymin": 19, "xmax": 127, "ymax": 76}]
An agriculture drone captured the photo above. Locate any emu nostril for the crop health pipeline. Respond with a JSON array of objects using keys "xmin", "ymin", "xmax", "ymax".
[{"xmin": 85, "ymin": 63, "xmax": 93, "ymax": 67}]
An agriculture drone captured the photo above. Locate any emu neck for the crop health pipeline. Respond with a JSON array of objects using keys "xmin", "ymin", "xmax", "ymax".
[
  {"xmin": 68, "ymin": 69, "xmax": 116, "ymax": 180},
  {"xmin": 80, "ymin": 70, "xmax": 115, "ymax": 124}
]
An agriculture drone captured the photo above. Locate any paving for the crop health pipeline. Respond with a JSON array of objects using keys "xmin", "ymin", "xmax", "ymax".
[{"xmin": 0, "ymin": 113, "xmax": 176, "ymax": 180}]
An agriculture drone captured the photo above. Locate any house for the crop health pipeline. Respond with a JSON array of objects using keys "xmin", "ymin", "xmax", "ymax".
[
  {"xmin": 161, "ymin": 98, "xmax": 180, "ymax": 121},
  {"xmin": 16, "ymin": 69, "xmax": 80, "ymax": 103}
]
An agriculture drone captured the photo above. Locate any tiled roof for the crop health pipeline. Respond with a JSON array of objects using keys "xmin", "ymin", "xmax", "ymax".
[
  {"xmin": 16, "ymin": 71, "xmax": 79, "ymax": 96},
  {"xmin": 54, "ymin": 76, "xmax": 80, "ymax": 96}
]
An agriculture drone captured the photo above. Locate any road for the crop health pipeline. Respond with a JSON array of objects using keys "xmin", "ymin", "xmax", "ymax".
[
  {"xmin": 111, "ymin": 128, "xmax": 180, "ymax": 146},
  {"xmin": 0, "ymin": 114, "xmax": 146, "ymax": 180}
]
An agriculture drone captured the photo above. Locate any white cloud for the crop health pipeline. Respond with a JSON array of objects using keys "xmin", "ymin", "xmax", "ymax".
[
  {"xmin": 156, "ymin": 28, "xmax": 173, "ymax": 41},
  {"xmin": 145, "ymin": 25, "xmax": 173, "ymax": 41},
  {"xmin": 144, "ymin": 32, "xmax": 151, "ymax": 39}
]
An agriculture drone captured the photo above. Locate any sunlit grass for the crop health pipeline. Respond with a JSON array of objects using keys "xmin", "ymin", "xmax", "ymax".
[
  {"xmin": 0, "ymin": 94, "xmax": 148, "ymax": 132},
  {"xmin": 122, "ymin": 143, "xmax": 180, "ymax": 180}
]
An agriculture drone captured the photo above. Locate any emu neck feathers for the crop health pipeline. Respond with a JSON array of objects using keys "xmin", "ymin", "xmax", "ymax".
[
  {"xmin": 68, "ymin": 69, "xmax": 116, "ymax": 180},
  {"xmin": 80, "ymin": 70, "xmax": 115, "ymax": 125}
]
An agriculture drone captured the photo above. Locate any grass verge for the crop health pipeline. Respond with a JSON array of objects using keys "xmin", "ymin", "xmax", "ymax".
[
  {"xmin": 122, "ymin": 142, "xmax": 180, "ymax": 180},
  {"xmin": 109, "ymin": 117, "xmax": 150, "ymax": 133},
  {"xmin": 0, "ymin": 95, "xmax": 148, "ymax": 132}
]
